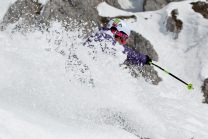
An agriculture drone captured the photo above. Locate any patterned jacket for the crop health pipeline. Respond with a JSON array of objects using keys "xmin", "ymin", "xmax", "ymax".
[{"xmin": 83, "ymin": 27, "xmax": 147, "ymax": 66}]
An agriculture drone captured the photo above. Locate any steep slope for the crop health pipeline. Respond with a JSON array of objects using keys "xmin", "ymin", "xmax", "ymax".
[{"xmin": 0, "ymin": 0, "xmax": 208, "ymax": 139}]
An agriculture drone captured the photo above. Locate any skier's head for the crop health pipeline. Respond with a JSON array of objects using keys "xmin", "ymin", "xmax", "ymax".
[{"xmin": 107, "ymin": 18, "xmax": 130, "ymax": 45}]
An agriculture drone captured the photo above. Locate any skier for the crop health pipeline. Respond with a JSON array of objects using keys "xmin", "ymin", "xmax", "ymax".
[
  {"xmin": 83, "ymin": 18, "xmax": 152, "ymax": 66},
  {"xmin": 67, "ymin": 18, "xmax": 152, "ymax": 86}
]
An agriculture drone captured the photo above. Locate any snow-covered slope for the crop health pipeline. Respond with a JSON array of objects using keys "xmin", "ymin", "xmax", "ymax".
[{"xmin": 0, "ymin": 0, "xmax": 208, "ymax": 139}]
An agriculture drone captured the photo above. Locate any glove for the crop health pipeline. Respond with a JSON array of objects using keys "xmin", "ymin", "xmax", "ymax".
[{"xmin": 145, "ymin": 55, "xmax": 152, "ymax": 65}]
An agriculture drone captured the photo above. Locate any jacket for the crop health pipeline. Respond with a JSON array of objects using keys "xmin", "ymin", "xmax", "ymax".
[{"xmin": 83, "ymin": 27, "xmax": 147, "ymax": 66}]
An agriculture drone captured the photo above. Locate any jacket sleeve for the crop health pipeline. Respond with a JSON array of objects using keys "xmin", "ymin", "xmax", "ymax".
[{"xmin": 123, "ymin": 45, "xmax": 147, "ymax": 66}]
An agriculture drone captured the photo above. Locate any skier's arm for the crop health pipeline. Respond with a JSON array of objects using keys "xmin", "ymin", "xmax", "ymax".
[{"xmin": 122, "ymin": 45, "xmax": 148, "ymax": 66}]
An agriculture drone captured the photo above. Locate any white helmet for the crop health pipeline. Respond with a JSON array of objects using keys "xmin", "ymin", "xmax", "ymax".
[{"xmin": 107, "ymin": 18, "xmax": 131, "ymax": 36}]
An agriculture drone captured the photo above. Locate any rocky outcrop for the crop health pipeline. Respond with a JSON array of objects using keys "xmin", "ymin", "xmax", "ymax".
[
  {"xmin": 143, "ymin": 0, "xmax": 167, "ymax": 11},
  {"xmin": 128, "ymin": 31, "xmax": 158, "ymax": 62},
  {"xmin": 166, "ymin": 9, "xmax": 183, "ymax": 39},
  {"xmin": 127, "ymin": 31, "xmax": 162, "ymax": 85},
  {"xmin": 1, "ymin": 0, "xmax": 43, "ymax": 31},
  {"xmin": 143, "ymin": 0, "xmax": 183, "ymax": 11},
  {"xmin": 202, "ymin": 78, "xmax": 208, "ymax": 104},
  {"xmin": 191, "ymin": 1, "xmax": 208, "ymax": 19}
]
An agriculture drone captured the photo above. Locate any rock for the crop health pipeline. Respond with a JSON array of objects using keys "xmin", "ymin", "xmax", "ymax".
[
  {"xmin": 166, "ymin": 9, "xmax": 183, "ymax": 39},
  {"xmin": 124, "ymin": 63, "xmax": 162, "ymax": 85},
  {"xmin": 128, "ymin": 31, "xmax": 158, "ymax": 62},
  {"xmin": 103, "ymin": 0, "xmax": 123, "ymax": 10},
  {"xmin": 143, "ymin": 0, "xmax": 167, "ymax": 11},
  {"xmin": 191, "ymin": 1, "xmax": 208, "ymax": 19},
  {"xmin": 126, "ymin": 31, "xmax": 162, "ymax": 85},
  {"xmin": 1, "ymin": 0, "xmax": 43, "ymax": 31},
  {"xmin": 202, "ymin": 78, "xmax": 208, "ymax": 104},
  {"xmin": 1, "ymin": 0, "xmax": 122, "ymax": 35},
  {"xmin": 143, "ymin": 0, "xmax": 183, "ymax": 11},
  {"xmin": 36, "ymin": 0, "xmax": 101, "ymax": 37}
]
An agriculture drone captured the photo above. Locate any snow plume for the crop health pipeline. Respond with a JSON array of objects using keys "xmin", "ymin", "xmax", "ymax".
[{"xmin": 0, "ymin": 20, "xmax": 161, "ymax": 138}]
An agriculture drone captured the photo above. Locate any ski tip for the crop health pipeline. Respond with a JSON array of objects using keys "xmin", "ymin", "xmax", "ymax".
[
  {"xmin": 188, "ymin": 84, "xmax": 194, "ymax": 90},
  {"xmin": 149, "ymin": 62, "xmax": 152, "ymax": 64}
]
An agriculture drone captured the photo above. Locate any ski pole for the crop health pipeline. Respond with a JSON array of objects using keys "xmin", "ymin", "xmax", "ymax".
[{"xmin": 149, "ymin": 62, "xmax": 194, "ymax": 90}]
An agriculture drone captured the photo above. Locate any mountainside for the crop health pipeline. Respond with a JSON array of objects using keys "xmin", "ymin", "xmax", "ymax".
[{"xmin": 0, "ymin": 0, "xmax": 208, "ymax": 139}]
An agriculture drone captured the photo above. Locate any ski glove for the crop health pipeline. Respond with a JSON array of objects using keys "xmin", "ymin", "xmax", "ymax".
[{"xmin": 145, "ymin": 55, "xmax": 152, "ymax": 65}]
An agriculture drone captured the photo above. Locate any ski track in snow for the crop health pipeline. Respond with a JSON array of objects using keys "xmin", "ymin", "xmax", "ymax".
[{"xmin": 0, "ymin": 0, "xmax": 208, "ymax": 139}]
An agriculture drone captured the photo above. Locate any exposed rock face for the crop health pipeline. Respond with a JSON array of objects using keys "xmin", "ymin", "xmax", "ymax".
[
  {"xmin": 1, "ymin": 0, "xmax": 43, "ymax": 31},
  {"xmin": 127, "ymin": 31, "xmax": 162, "ymax": 85},
  {"xmin": 143, "ymin": 0, "xmax": 183, "ymax": 11},
  {"xmin": 191, "ymin": 1, "xmax": 208, "ymax": 19},
  {"xmin": 102, "ymin": 0, "xmax": 123, "ymax": 10},
  {"xmin": 166, "ymin": 9, "xmax": 183, "ymax": 39},
  {"xmin": 202, "ymin": 78, "xmax": 208, "ymax": 104},
  {"xmin": 143, "ymin": 0, "xmax": 167, "ymax": 11},
  {"xmin": 124, "ymin": 62, "xmax": 162, "ymax": 85},
  {"xmin": 128, "ymin": 31, "xmax": 158, "ymax": 62},
  {"xmin": 37, "ymin": 0, "xmax": 100, "ymax": 37}
]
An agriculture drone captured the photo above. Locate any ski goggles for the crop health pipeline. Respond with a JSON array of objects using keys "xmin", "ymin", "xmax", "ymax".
[{"xmin": 111, "ymin": 29, "xmax": 130, "ymax": 45}]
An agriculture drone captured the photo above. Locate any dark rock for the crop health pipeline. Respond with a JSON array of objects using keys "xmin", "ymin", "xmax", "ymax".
[
  {"xmin": 202, "ymin": 78, "xmax": 208, "ymax": 104},
  {"xmin": 128, "ymin": 31, "xmax": 158, "ymax": 62},
  {"xmin": 166, "ymin": 9, "xmax": 183, "ymax": 39},
  {"xmin": 103, "ymin": 0, "xmax": 123, "ymax": 10},
  {"xmin": 127, "ymin": 31, "xmax": 162, "ymax": 85},
  {"xmin": 126, "ymin": 30, "xmax": 162, "ymax": 85},
  {"xmin": 1, "ymin": 0, "xmax": 43, "ymax": 31},
  {"xmin": 191, "ymin": 1, "xmax": 208, "ymax": 19},
  {"xmin": 123, "ymin": 63, "xmax": 162, "ymax": 85},
  {"xmin": 38, "ymin": 0, "xmax": 122, "ymax": 37}
]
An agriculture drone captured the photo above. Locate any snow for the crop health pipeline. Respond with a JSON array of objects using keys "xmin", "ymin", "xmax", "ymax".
[
  {"xmin": 1, "ymin": 0, "xmax": 208, "ymax": 139},
  {"xmin": 97, "ymin": 2, "xmax": 134, "ymax": 17},
  {"xmin": 118, "ymin": 0, "xmax": 144, "ymax": 12},
  {"xmin": 38, "ymin": 0, "xmax": 49, "ymax": 5},
  {"xmin": 201, "ymin": 65, "xmax": 208, "ymax": 80},
  {"xmin": 0, "ymin": 22, "xmax": 141, "ymax": 139},
  {"xmin": 0, "ymin": 104, "xmax": 138, "ymax": 139}
]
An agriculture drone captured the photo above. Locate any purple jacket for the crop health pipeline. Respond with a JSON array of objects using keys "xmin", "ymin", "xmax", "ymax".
[{"xmin": 83, "ymin": 27, "xmax": 147, "ymax": 66}]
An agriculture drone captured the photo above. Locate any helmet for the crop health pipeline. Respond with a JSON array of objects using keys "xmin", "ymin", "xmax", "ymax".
[{"xmin": 107, "ymin": 18, "xmax": 131, "ymax": 36}]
